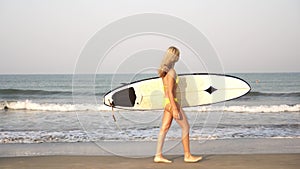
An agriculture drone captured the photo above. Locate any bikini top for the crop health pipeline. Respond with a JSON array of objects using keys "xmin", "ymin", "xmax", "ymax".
[{"xmin": 175, "ymin": 75, "xmax": 179, "ymax": 84}]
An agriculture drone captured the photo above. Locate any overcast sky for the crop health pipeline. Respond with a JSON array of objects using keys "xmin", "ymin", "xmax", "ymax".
[{"xmin": 1, "ymin": 0, "xmax": 299, "ymax": 74}]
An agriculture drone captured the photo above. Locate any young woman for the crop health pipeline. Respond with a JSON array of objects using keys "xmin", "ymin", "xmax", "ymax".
[{"xmin": 154, "ymin": 46, "xmax": 202, "ymax": 163}]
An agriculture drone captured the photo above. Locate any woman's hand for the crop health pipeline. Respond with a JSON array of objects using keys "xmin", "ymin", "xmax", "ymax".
[{"xmin": 172, "ymin": 108, "xmax": 180, "ymax": 120}]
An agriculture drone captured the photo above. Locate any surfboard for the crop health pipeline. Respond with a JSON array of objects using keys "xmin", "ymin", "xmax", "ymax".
[{"xmin": 103, "ymin": 73, "xmax": 251, "ymax": 110}]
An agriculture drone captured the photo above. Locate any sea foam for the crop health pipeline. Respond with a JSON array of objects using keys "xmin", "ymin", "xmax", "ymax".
[{"xmin": 1, "ymin": 100, "xmax": 299, "ymax": 113}]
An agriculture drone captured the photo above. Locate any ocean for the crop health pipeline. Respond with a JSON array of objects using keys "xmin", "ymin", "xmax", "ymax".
[{"xmin": 0, "ymin": 73, "xmax": 299, "ymax": 143}]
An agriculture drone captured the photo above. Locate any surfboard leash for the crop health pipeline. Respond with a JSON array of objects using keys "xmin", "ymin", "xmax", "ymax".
[
  {"xmin": 108, "ymin": 99, "xmax": 117, "ymax": 122},
  {"xmin": 108, "ymin": 99, "xmax": 123, "ymax": 131}
]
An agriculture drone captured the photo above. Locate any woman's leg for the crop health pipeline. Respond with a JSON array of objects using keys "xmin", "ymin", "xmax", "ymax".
[
  {"xmin": 175, "ymin": 107, "xmax": 190, "ymax": 154},
  {"xmin": 176, "ymin": 107, "xmax": 202, "ymax": 162},
  {"xmin": 154, "ymin": 108, "xmax": 173, "ymax": 163}
]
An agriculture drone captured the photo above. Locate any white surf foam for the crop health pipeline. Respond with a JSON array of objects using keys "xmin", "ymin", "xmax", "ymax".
[
  {"xmin": 188, "ymin": 104, "xmax": 300, "ymax": 113},
  {"xmin": 0, "ymin": 100, "xmax": 111, "ymax": 112},
  {"xmin": 1, "ymin": 100, "xmax": 299, "ymax": 113}
]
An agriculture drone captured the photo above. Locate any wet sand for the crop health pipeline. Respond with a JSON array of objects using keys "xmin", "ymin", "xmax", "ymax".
[
  {"xmin": 0, "ymin": 154, "xmax": 299, "ymax": 169},
  {"xmin": 0, "ymin": 138, "xmax": 299, "ymax": 169}
]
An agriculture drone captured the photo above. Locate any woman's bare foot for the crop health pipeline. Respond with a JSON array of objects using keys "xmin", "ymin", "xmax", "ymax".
[
  {"xmin": 154, "ymin": 156, "xmax": 172, "ymax": 163},
  {"xmin": 184, "ymin": 154, "xmax": 202, "ymax": 163}
]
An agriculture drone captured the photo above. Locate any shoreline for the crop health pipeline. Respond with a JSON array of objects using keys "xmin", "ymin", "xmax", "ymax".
[
  {"xmin": 1, "ymin": 138, "xmax": 299, "ymax": 157},
  {"xmin": 0, "ymin": 138, "xmax": 299, "ymax": 169}
]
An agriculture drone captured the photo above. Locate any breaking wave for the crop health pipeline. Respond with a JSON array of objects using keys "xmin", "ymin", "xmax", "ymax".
[{"xmin": 0, "ymin": 100, "xmax": 299, "ymax": 113}]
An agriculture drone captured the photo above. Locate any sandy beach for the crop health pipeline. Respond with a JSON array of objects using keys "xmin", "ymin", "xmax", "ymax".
[
  {"xmin": 0, "ymin": 138, "xmax": 299, "ymax": 169},
  {"xmin": 0, "ymin": 154, "xmax": 299, "ymax": 169}
]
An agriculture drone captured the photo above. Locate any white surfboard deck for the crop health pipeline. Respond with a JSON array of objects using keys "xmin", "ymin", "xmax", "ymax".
[{"xmin": 103, "ymin": 73, "xmax": 251, "ymax": 110}]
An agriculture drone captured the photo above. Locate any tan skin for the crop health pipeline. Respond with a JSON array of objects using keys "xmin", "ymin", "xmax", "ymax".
[
  {"xmin": 163, "ymin": 69, "xmax": 180, "ymax": 119},
  {"xmin": 154, "ymin": 68, "xmax": 202, "ymax": 163}
]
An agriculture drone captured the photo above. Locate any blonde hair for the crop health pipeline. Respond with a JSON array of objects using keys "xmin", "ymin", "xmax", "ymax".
[{"xmin": 158, "ymin": 46, "xmax": 180, "ymax": 78}]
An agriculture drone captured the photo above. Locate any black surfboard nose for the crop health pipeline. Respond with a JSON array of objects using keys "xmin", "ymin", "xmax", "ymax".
[{"xmin": 112, "ymin": 87, "xmax": 136, "ymax": 107}]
